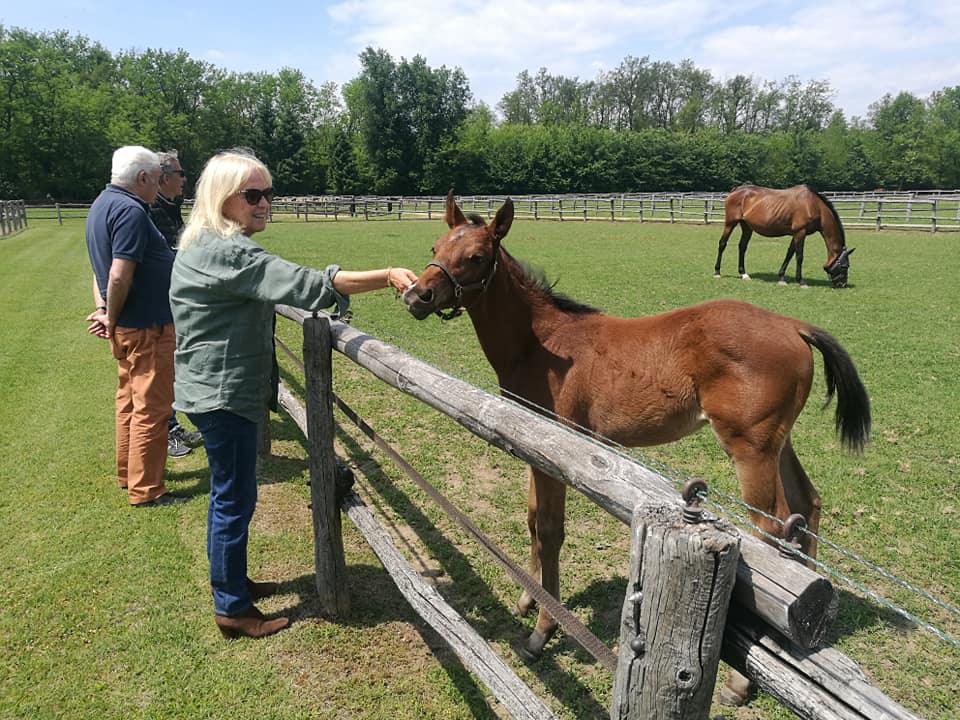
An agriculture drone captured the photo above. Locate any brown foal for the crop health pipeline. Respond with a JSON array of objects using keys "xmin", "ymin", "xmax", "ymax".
[{"xmin": 404, "ymin": 192, "xmax": 871, "ymax": 662}]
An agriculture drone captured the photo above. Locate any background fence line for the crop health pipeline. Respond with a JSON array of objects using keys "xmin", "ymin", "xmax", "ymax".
[{"xmin": 22, "ymin": 190, "xmax": 960, "ymax": 231}]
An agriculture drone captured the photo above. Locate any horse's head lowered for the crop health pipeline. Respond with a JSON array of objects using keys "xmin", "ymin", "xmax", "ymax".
[
  {"xmin": 825, "ymin": 247, "xmax": 855, "ymax": 288},
  {"xmin": 404, "ymin": 191, "xmax": 514, "ymax": 320}
]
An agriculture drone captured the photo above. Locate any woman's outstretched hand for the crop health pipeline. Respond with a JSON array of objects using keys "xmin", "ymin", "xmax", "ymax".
[{"xmin": 387, "ymin": 267, "xmax": 418, "ymax": 294}]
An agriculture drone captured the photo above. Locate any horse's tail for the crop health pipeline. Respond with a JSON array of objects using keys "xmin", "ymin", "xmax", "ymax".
[{"xmin": 800, "ymin": 327, "xmax": 870, "ymax": 452}]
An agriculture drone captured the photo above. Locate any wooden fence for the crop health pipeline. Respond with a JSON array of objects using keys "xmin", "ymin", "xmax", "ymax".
[
  {"xmin": 261, "ymin": 191, "xmax": 960, "ymax": 232},
  {"xmin": 25, "ymin": 190, "xmax": 960, "ymax": 231},
  {"xmin": 0, "ymin": 200, "xmax": 27, "ymax": 237},
  {"xmin": 269, "ymin": 307, "xmax": 922, "ymax": 720}
]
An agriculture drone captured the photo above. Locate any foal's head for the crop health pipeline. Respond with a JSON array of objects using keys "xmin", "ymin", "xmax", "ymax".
[{"xmin": 404, "ymin": 191, "xmax": 514, "ymax": 320}]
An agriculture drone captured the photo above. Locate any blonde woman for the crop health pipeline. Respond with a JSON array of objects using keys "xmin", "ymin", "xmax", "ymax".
[{"xmin": 170, "ymin": 149, "xmax": 416, "ymax": 639}]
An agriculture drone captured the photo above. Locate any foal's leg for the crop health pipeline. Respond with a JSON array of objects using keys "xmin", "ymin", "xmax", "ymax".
[
  {"xmin": 518, "ymin": 468, "xmax": 567, "ymax": 661},
  {"xmin": 517, "ymin": 467, "xmax": 541, "ymax": 616},
  {"xmin": 719, "ymin": 437, "xmax": 820, "ymax": 707},
  {"xmin": 711, "ymin": 431, "xmax": 786, "ymax": 706},
  {"xmin": 737, "ymin": 225, "xmax": 754, "ymax": 279},
  {"xmin": 714, "ymin": 221, "xmax": 737, "ymax": 277},
  {"xmin": 778, "ymin": 437, "xmax": 822, "ymax": 562}
]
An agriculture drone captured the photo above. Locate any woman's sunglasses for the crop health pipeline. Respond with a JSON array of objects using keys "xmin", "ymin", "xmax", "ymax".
[{"xmin": 239, "ymin": 187, "xmax": 274, "ymax": 205}]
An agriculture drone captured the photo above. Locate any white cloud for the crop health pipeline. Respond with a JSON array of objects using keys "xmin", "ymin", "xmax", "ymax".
[
  {"xmin": 325, "ymin": 0, "xmax": 720, "ymax": 105},
  {"xmin": 696, "ymin": 0, "xmax": 960, "ymax": 116}
]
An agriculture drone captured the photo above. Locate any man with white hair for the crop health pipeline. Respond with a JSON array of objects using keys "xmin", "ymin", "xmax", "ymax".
[{"xmin": 85, "ymin": 145, "xmax": 184, "ymax": 507}]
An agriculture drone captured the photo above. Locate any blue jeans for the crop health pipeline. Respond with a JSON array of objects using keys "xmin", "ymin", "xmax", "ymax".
[{"xmin": 188, "ymin": 409, "xmax": 258, "ymax": 616}]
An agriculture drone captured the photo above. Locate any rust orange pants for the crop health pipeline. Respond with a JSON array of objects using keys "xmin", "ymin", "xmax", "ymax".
[{"xmin": 112, "ymin": 323, "xmax": 175, "ymax": 505}]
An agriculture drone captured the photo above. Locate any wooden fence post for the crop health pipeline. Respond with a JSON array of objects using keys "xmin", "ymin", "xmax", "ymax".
[
  {"xmin": 303, "ymin": 313, "xmax": 351, "ymax": 616},
  {"xmin": 56, "ymin": 203, "xmax": 63, "ymax": 225},
  {"xmin": 611, "ymin": 503, "xmax": 740, "ymax": 720}
]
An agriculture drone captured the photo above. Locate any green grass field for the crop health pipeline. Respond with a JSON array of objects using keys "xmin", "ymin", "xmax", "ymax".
[{"xmin": 2, "ymin": 217, "xmax": 958, "ymax": 719}]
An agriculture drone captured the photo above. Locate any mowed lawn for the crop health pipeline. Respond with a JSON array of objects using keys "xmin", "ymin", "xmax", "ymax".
[{"xmin": 1, "ymin": 216, "xmax": 957, "ymax": 720}]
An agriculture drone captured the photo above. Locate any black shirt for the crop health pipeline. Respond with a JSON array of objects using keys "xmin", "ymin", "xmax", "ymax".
[{"xmin": 149, "ymin": 192, "xmax": 184, "ymax": 250}]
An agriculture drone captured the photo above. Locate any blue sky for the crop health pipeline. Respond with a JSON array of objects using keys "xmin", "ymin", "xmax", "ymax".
[{"xmin": 3, "ymin": 0, "xmax": 959, "ymax": 120}]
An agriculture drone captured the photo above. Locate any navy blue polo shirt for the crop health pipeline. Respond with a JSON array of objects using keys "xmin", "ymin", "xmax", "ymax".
[{"xmin": 86, "ymin": 184, "xmax": 175, "ymax": 328}]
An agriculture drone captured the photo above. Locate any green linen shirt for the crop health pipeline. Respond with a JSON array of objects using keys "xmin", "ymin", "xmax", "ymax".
[{"xmin": 170, "ymin": 229, "xmax": 349, "ymax": 423}]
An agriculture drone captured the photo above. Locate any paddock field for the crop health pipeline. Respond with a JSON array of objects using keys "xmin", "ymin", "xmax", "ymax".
[{"xmin": 1, "ymin": 218, "xmax": 957, "ymax": 720}]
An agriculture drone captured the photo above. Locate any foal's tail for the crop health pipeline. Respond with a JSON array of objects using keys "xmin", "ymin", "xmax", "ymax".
[{"xmin": 800, "ymin": 327, "xmax": 871, "ymax": 452}]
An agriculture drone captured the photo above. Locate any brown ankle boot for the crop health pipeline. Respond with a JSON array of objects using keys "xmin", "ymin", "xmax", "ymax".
[
  {"xmin": 215, "ymin": 605, "xmax": 290, "ymax": 639},
  {"xmin": 247, "ymin": 578, "xmax": 279, "ymax": 601}
]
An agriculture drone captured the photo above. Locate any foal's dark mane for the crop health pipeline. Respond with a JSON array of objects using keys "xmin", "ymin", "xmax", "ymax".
[
  {"xmin": 803, "ymin": 185, "xmax": 846, "ymax": 247},
  {"xmin": 502, "ymin": 247, "xmax": 600, "ymax": 315}
]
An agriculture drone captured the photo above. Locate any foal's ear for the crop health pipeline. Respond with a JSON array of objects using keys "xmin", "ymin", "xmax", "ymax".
[
  {"xmin": 490, "ymin": 198, "xmax": 514, "ymax": 241},
  {"xmin": 444, "ymin": 188, "xmax": 467, "ymax": 228}
]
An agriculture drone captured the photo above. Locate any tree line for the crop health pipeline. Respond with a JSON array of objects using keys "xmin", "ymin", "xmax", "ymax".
[{"xmin": 2, "ymin": 25, "xmax": 959, "ymax": 202}]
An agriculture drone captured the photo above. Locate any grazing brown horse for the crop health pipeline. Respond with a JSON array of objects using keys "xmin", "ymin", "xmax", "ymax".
[
  {"xmin": 714, "ymin": 184, "xmax": 855, "ymax": 287},
  {"xmin": 404, "ymin": 192, "xmax": 870, "ymax": 663}
]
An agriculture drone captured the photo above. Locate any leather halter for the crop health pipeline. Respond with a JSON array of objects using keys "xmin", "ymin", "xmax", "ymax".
[{"xmin": 426, "ymin": 256, "xmax": 498, "ymax": 321}]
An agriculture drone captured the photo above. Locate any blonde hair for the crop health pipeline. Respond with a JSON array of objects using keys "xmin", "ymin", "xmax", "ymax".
[{"xmin": 180, "ymin": 148, "xmax": 272, "ymax": 249}]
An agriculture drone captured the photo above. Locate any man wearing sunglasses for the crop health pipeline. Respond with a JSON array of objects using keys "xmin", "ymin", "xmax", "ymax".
[
  {"xmin": 149, "ymin": 150, "xmax": 203, "ymax": 458},
  {"xmin": 150, "ymin": 150, "xmax": 187, "ymax": 252}
]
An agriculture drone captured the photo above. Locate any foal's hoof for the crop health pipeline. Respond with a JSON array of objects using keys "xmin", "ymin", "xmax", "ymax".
[
  {"xmin": 713, "ymin": 272, "xmax": 721, "ymax": 279},
  {"xmin": 718, "ymin": 685, "xmax": 748, "ymax": 707},
  {"xmin": 514, "ymin": 630, "xmax": 549, "ymax": 664},
  {"xmin": 778, "ymin": 278, "xmax": 788, "ymax": 286},
  {"xmin": 514, "ymin": 601, "xmax": 536, "ymax": 618},
  {"xmin": 741, "ymin": 273, "xmax": 751, "ymax": 280},
  {"xmin": 799, "ymin": 283, "xmax": 810, "ymax": 289},
  {"xmin": 719, "ymin": 670, "xmax": 752, "ymax": 706}
]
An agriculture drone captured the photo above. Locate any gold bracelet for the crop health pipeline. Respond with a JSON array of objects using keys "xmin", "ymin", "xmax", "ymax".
[{"xmin": 385, "ymin": 267, "xmax": 392, "ymax": 288}]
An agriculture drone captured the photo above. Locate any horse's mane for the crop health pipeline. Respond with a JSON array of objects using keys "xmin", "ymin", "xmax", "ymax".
[
  {"xmin": 501, "ymin": 248, "xmax": 600, "ymax": 315},
  {"xmin": 802, "ymin": 184, "xmax": 846, "ymax": 246}
]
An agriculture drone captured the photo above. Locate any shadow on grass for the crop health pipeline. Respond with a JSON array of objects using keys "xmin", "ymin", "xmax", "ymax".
[
  {"xmin": 308, "ymin": 426, "xmax": 611, "ymax": 718},
  {"xmin": 825, "ymin": 586, "xmax": 916, "ymax": 644},
  {"xmin": 165, "ymin": 468, "xmax": 210, "ymax": 499},
  {"xmin": 721, "ymin": 270, "xmax": 848, "ymax": 289},
  {"xmin": 262, "ymin": 368, "xmax": 613, "ymax": 716}
]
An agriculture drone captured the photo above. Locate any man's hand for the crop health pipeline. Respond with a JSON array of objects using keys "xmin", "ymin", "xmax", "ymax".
[{"xmin": 86, "ymin": 308, "xmax": 111, "ymax": 339}]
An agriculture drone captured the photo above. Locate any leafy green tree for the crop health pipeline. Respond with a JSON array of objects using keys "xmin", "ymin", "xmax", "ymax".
[
  {"xmin": 924, "ymin": 86, "xmax": 960, "ymax": 187},
  {"xmin": 867, "ymin": 92, "xmax": 931, "ymax": 188},
  {"xmin": 327, "ymin": 125, "xmax": 363, "ymax": 195},
  {"xmin": 0, "ymin": 26, "xmax": 117, "ymax": 200},
  {"xmin": 344, "ymin": 48, "xmax": 470, "ymax": 194}
]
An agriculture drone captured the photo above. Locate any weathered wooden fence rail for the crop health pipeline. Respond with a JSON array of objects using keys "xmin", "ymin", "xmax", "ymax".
[
  {"xmin": 0, "ymin": 200, "xmax": 28, "ymax": 237},
  {"xmin": 270, "ymin": 306, "xmax": 921, "ymax": 720}
]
